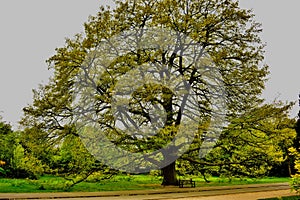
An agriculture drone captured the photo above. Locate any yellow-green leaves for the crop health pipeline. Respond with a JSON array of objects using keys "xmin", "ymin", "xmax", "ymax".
[{"xmin": 22, "ymin": 0, "xmax": 272, "ymax": 184}]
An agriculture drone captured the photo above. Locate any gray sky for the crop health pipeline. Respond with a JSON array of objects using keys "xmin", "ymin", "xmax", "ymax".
[
  {"xmin": 239, "ymin": 0, "xmax": 300, "ymax": 116},
  {"xmin": 0, "ymin": 0, "xmax": 299, "ymax": 129}
]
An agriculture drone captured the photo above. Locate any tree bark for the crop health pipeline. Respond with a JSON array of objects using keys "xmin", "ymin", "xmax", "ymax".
[
  {"xmin": 288, "ymin": 159, "xmax": 292, "ymax": 177},
  {"xmin": 161, "ymin": 161, "xmax": 178, "ymax": 186}
]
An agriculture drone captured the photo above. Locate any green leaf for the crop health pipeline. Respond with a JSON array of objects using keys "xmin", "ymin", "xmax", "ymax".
[{"xmin": 0, "ymin": 167, "xmax": 6, "ymax": 175}]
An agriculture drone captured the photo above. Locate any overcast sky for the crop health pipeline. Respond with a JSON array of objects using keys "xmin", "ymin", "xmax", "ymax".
[{"xmin": 0, "ymin": 0, "xmax": 299, "ymax": 129}]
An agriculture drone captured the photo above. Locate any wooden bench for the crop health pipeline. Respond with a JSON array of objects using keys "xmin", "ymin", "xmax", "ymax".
[{"xmin": 179, "ymin": 179, "xmax": 196, "ymax": 188}]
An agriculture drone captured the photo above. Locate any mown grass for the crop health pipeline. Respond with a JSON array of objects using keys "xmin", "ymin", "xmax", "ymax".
[
  {"xmin": 0, "ymin": 174, "xmax": 290, "ymax": 193},
  {"xmin": 190, "ymin": 176, "xmax": 289, "ymax": 186},
  {"xmin": 0, "ymin": 175, "xmax": 162, "ymax": 193}
]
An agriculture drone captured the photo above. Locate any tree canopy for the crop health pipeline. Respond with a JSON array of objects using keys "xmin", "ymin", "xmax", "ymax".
[{"xmin": 21, "ymin": 0, "xmax": 277, "ymax": 185}]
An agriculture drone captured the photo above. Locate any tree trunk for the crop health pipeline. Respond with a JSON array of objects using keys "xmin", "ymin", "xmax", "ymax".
[
  {"xmin": 161, "ymin": 161, "xmax": 178, "ymax": 186},
  {"xmin": 288, "ymin": 160, "xmax": 292, "ymax": 177}
]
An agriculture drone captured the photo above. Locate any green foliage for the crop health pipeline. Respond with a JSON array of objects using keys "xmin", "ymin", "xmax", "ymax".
[
  {"xmin": 54, "ymin": 134, "xmax": 95, "ymax": 174},
  {"xmin": 0, "ymin": 120, "xmax": 31, "ymax": 178},
  {"xmin": 0, "ymin": 118, "xmax": 51, "ymax": 179},
  {"xmin": 289, "ymin": 147, "xmax": 300, "ymax": 193},
  {"xmin": 0, "ymin": 120, "xmax": 15, "ymax": 173},
  {"xmin": 182, "ymin": 102, "xmax": 296, "ymax": 179},
  {"xmin": 20, "ymin": 126, "xmax": 114, "ymax": 187},
  {"xmin": 0, "ymin": 167, "xmax": 6, "ymax": 175}
]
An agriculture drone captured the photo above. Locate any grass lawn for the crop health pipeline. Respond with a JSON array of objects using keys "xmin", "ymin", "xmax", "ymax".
[{"xmin": 0, "ymin": 174, "xmax": 291, "ymax": 193}]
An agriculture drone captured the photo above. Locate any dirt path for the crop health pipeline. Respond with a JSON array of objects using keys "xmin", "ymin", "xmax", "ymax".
[
  {"xmin": 13, "ymin": 190, "xmax": 296, "ymax": 200},
  {"xmin": 164, "ymin": 189, "xmax": 295, "ymax": 200}
]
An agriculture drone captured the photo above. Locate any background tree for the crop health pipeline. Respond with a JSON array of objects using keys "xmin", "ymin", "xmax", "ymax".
[
  {"xmin": 0, "ymin": 118, "xmax": 44, "ymax": 178},
  {"xmin": 22, "ymin": 0, "xmax": 269, "ymax": 185},
  {"xmin": 184, "ymin": 102, "xmax": 295, "ymax": 180},
  {"xmin": 20, "ymin": 125, "xmax": 115, "ymax": 187},
  {"xmin": 0, "ymin": 118, "xmax": 14, "ymax": 177},
  {"xmin": 289, "ymin": 95, "xmax": 300, "ymax": 192},
  {"xmin": 294, "ymin": 94, "xmax": 300, "ymax": 151}
]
